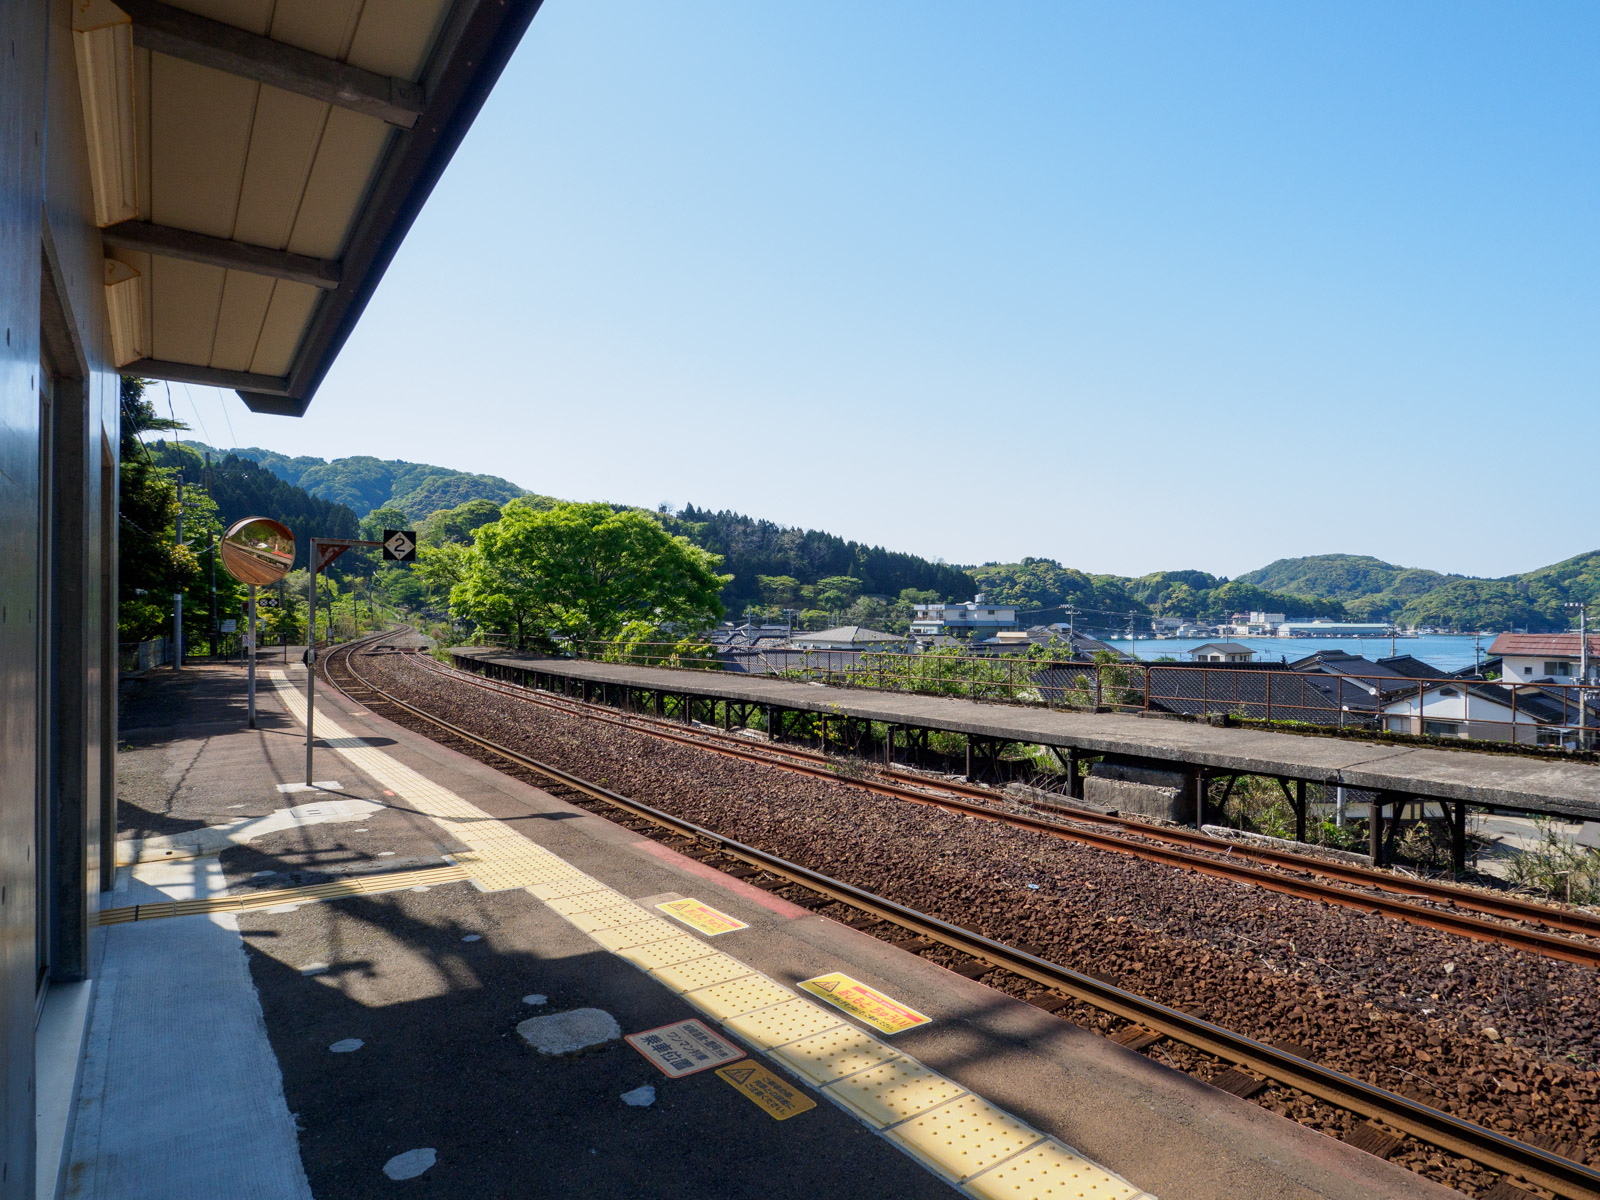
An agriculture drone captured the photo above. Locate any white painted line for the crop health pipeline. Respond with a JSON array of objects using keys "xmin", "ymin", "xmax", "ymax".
[{"xmin": 329, "ymin": 1039, "xmax": 363, "ymax": 1053}]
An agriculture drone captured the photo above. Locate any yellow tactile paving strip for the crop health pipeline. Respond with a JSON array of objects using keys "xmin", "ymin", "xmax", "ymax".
[
  {"xmin": 269, "ymin": 671, "xmax": 1154, "ymax": 1199},
  {"xmin": 96, "ymin": 864, "xmax": 471, "ymax": 925}
]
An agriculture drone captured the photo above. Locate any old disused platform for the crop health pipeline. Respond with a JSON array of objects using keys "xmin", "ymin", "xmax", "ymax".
[
  {"xmin": 82, "ymin": 658, "xmax": 1472, "ymax": 1200},
  {"xmin": 454, "ymin": 648, "xmax": 1600, "ymax": 824}
]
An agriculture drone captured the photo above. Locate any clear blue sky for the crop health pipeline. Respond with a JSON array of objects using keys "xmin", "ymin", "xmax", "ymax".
[{"xmin": 178, "ymin": 1, "xmax": 1598, "ymax": 580}]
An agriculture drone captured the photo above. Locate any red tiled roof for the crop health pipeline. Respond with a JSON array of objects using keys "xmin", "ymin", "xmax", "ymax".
[{"xmin": 1487, "ymin": 633, "xmax": 1600, "ymax": 657}]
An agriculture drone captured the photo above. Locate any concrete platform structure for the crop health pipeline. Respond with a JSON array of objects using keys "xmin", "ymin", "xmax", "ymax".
[
  {"xmin": 85, "ymin": 659, "xmax": 1470, "ymax": 1199},
  {"xmin": 455, "ymin": 649, "xmax": 1600, "ymax": 838}
]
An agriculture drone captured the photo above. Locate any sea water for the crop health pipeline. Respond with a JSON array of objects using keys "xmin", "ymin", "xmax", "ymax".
[{"xmin": 1100, "ymin": 633, "xmax": 1491, "ymax": 673}]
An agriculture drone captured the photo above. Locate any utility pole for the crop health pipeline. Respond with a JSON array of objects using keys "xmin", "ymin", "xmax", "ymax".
[
  {"xmin": 172, "ymin": 474, "xmax": 183, "ymax": 669},
  {"xmin": 1566, "ymin": 601, "xmax": 1589, "ymax": 749},
  {"xmin": 205, "ymin": 451, "xmax": 217, "ymax": 657}
]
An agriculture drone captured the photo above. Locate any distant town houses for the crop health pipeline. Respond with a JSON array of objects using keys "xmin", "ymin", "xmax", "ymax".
[
  {"xmin": 710, "ymin": 595, "xmax": 1596, "ymax": 749},
  {"xmin": 790, "ymin": 626, "xmax": 910, "ymax": 651},
  {"xmin": 910, "ymin": 595, "xmax": 1019, "ymax": 638}
]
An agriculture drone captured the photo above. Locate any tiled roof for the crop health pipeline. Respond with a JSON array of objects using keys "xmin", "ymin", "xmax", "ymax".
[{"xmin": 1487, "ymin": 633, "xmax": 1600, "ymax": 657}]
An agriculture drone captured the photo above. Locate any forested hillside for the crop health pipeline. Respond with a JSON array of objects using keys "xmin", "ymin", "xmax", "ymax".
[
  {"xmin": 1239, "ymin": 552, "xmax": 1600, "ymax": 630},
  {"xmin": 185, "ymin": 440, "xmax": 1600, "ymax": 634},
  {"xmin": 969, "ymin": 559, "xmax": 1345, "ymax": 630},
  {"xmin": 663, "ymin": 506, "xmax": 976, "ymax": 617},
  {"xmin": 149, "ymin": 441, "xmax": 360, "ymax": 572},
  {"xmin": 180, "ymin": 443, "xmax": 526, "ymax": 520}
]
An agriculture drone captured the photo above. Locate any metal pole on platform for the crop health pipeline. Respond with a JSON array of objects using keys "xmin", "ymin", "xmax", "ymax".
[
  {"xmin": 247, "ymin": 584, "xmax": 258, "ymax": 728},
  {"xmin": 172, "ymin": 474, "xmax": 184, "ymax": 669},
  {"xmin": 306, "ymin": 537, "xmax": 317, "ymax": 785}
]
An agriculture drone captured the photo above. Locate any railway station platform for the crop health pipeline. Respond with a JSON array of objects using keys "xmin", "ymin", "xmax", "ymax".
[
  {"xmin": 454, "ymin": 649, "xmax": 1600, "ymax": 832},
  {"xmin": 87, "ymin": 656, "xmax": 1470, "ymax": 1199}
]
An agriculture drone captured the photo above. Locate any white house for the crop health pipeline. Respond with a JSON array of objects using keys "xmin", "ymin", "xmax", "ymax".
[
  {"xmin": 1189, "ymin": 642, "xmax": 1255, "ymax": 663},
  {"xmin": 1488, "ymin": 633, "xmax": 1600, "ymax": 685},
  {"xmin": 910, "ymin": 595, "xmax": 1020, "ymax": 637},
  {"xmin": 1380, "ymin": 680, "xmax": 1584, "ymax": 746}
]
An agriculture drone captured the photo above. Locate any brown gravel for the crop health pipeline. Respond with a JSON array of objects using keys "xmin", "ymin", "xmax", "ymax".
[{"xmin": 353, "ymin": 648, "xmax": 1600, "ymax": 1192}]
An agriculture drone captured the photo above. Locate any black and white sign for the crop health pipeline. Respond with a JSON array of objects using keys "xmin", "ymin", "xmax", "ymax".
[
  {"xmin": 258, "ymin": 595, "xmax": 281, "ymax": 610},
  {"xmin": 383, "ymin": 529, "xmax": 417, "ymax": 562}
]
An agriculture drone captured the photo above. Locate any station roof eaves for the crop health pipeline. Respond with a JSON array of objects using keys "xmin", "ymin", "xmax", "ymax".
[{"xmin": 97, "ymin": 0, "xmax": 544, "ymax": 417}]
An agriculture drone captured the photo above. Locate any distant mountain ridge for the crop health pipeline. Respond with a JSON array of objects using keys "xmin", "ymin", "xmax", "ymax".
[
  {"xmin": 1234, "ymin": 551, "xmax": 1600, "ymax": 631},
  {"xmin": 183, "ymin": 442, "xmax": 1598, "ymax": 632},
  {"xmin": 188, "ymin": 444, "xmax": 528, "ymax": 520}
]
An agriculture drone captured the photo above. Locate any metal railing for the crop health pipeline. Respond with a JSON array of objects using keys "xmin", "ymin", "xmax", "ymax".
[{"xmin": 552, "ymin": 640, "xmax": 1598, "ymax": 748}]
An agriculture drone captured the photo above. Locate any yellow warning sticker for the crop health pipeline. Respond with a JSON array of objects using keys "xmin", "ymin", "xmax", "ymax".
[
  {"xmin": 798, "ymin": 973, "xmax": 932, "ymax": 1035},
  {"xmin": 715, "ymin": 1061, "xmax": 817, "ymax": 1120},
  {"xmin": 655, "ymin": 898, "xmax": 749, "ymax": 936}
]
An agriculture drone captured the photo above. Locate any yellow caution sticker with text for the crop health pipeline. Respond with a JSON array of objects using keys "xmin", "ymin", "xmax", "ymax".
[
  {"xmin": 715, "ymin": 1061, "xmax": 816, "ymax": 1120},
  {"xmin": 656, "ymin": 898, "xmax": 749, "ymax": 936},
  {"xmin": 797, "ymin": 972, "xmax": 932, "ymax": 1035}
]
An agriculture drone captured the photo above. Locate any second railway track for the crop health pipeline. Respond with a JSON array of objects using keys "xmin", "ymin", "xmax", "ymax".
[{"xmin": 416, "ymin": 646, "xmax": 1600, "ymax": 965}]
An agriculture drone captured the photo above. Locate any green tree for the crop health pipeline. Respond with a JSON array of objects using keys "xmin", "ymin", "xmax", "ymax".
[
  {"xmin": 360, "ymin": 505, "xmax": 411, "ymax": 542},
  {"xmin": 118, "ymin": 378, "xmax": 203, "ymax": 640},
  {"xmin": 449, "ymin": 501, "xmax": 730, "ymax": 648},
  {"xmin": 417, "ymin": 498, "xmax": 503, "ymax": 546}
]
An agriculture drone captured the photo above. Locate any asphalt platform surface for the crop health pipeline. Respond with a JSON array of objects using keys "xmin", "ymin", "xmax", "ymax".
[{"xmin": 98, "ymin": 656, "xmax": 1471, "ymax": 1199}]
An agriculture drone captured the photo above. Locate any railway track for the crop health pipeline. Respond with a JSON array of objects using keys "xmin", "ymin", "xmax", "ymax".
[
  {"xmin": 322, "ymin": 633, "xmax": 1600, "ymax": 1200},
  {"xmin": 415, "ymin": 648, "xmax": 1600, "ymax": 966}
]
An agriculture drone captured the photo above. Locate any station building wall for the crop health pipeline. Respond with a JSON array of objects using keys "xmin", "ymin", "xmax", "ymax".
[{"xmin": 2, "ymin": 1, "xmax": 122, "ymax": 1194}]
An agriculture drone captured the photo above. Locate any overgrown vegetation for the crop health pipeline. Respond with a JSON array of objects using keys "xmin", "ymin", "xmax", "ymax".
[{"xmin": 1506, "ymin": 820, "xmax": 1600, "ymax": 905}]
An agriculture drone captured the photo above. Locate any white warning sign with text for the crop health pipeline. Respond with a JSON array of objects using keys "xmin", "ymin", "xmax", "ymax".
[{"xmin": 626, "ymin": 1018, "xmax": 745, "ymax": 1078}]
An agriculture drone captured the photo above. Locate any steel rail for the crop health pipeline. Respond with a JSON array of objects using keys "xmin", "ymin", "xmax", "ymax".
[
  {"xmin": 329, "ymin": 638, "xmax": 1600, "ymax": 1200},
  {"xmin": 413, "ymin": 653, "xmax": 1600, "ymax": 966}
]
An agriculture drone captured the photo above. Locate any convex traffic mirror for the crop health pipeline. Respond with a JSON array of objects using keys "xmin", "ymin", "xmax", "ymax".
[{"xmin": 220, "ymin": 517, "xmax": 296, "ymax": 586}]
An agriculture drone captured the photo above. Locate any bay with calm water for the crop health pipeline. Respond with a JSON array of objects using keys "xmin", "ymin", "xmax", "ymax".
[{"xmin": 1100, "ymin": 633, "xmax": 1493, "ymax": 673}]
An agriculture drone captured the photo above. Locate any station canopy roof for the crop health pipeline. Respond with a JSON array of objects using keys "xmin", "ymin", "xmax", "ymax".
[{"xmin": 79, "ymin": 0, "xmax": 542, "ymax": 416}]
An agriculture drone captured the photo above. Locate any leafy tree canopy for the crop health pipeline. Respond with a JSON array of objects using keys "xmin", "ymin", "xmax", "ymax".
[
  {"xmin": 418, "ymin": 498, "xmax": 504, "ymax": 546},
  {"xmin": 449, "ymin": 502, "xmax": 730, "ymax": 648}
]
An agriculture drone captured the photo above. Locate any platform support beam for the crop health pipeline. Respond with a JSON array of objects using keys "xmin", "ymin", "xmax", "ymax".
[
  {"xmin": 1294, "ymin": 779, "xmax": 1307, "ymax": 843},
  {"xmin": 1370, "ymin": 793, "xmax": 1386, "ymax": 865},
  {"xmin": 1192, "ymin": 767, "xmax": 1208, "ymax": 828},
  {"xmin": 1451, "ymin": 800, "xmax": 1467, "ymax": 875}
]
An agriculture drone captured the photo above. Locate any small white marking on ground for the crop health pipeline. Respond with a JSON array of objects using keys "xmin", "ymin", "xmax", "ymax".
[
  {"xmin": 382, "ymin": 1149, "xmax": 436, "ymax": 1180},
  {"xmin": 377, "ymin": 852, "xmax": 396, "ymax": 858},
  {"xmin": 329, "ymin": 1039, "xmax": 363, "ymax": 1053},
  {"xmin": 252, "ymin": 870, "xmax": 276, "ymax": 878},
  {"xmin": 461, "ymin": 934, "xmax": 480, "ymax": 942},
  {"xmin": 265, "ymin": 904, "xmax": 299, "ymax": 914},
  {"xmin": 522, "ymin": 994, "xmax": 547, "ymax": 1006},
  {"xmin": 411, "ymin": 886, "xmax": 430, "ymax": 892},
  {"xmin": 119, "ymin": 797, "xmax": 381, "ymax": 865},
  {"xmin": 300, "ymin": 963, "xmax": 328, "ymax": 976},
  {"xmin": 517, "ymin": 1008, "xmax": 620, "ymax": 1055},
  {"xmin": 621, "ymin": 1085, "xmax": 656, "ymax": 1107}
]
